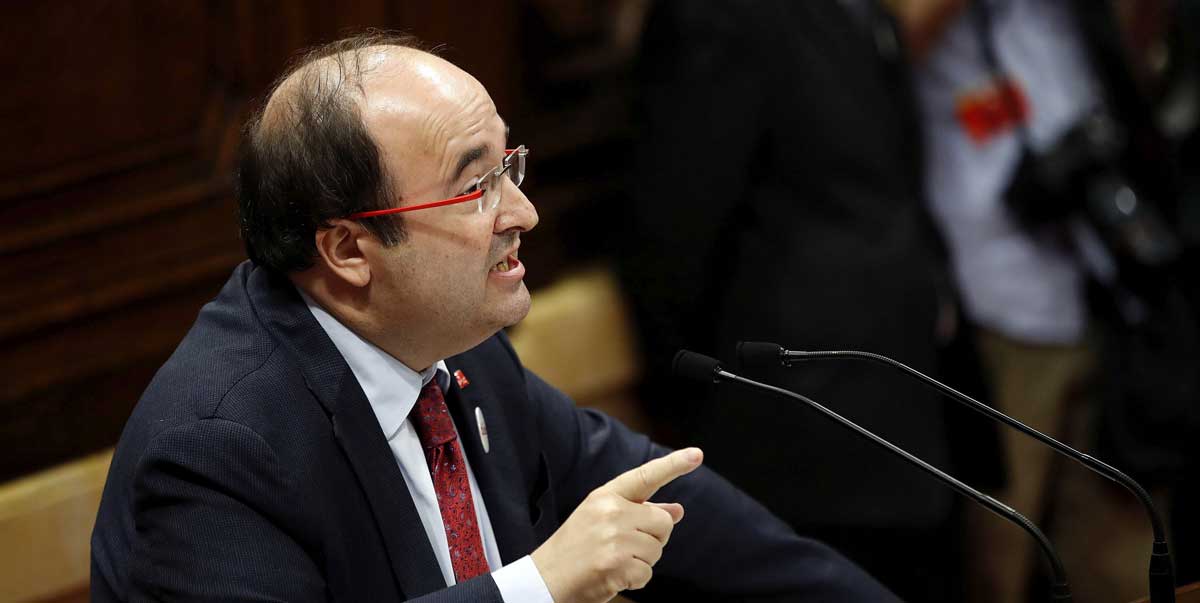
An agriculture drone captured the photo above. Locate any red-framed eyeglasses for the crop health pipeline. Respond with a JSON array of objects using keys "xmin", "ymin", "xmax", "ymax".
[{"xmin": 348, "ymin": 146, "xmax": 528, "ymax": 218}]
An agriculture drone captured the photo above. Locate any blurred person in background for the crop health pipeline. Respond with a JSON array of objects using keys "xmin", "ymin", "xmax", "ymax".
[
  {"xmin": 892, "ymin": 0, "xmax": 1200, "ymax": 600},
  {"xmin": 617, "ymin": 1, "xmax": 1003, "ymax": 600}
]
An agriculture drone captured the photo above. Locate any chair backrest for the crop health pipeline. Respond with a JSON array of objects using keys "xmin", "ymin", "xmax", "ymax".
[
  {"xmin": 507, "ymin": 264, "xmax": 648, "ymax": 432},
  {"xmin": 0, "ymin": 449, "xmax": 111, "ymax": 603}
]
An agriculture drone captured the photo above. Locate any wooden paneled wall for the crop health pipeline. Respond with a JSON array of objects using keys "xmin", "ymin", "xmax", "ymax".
[{"xmin": 0, "ymin": 0, "xmax": 641, "ymax": 483}]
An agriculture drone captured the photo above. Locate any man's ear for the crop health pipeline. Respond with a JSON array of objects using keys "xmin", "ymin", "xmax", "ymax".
[{"xmin": 314, "ymin": 219, "xmax": 372, "ymax": 288}]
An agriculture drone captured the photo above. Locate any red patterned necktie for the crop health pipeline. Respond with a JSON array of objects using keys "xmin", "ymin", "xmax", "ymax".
[{"xmin": 410, "ymin": 378, "xmax": 490, "ymax": 583}]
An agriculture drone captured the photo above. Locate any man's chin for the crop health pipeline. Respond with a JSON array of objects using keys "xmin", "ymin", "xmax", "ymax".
[{"xmin": 500, "ymin": 285, "xmax": 533, "ymax": 328}]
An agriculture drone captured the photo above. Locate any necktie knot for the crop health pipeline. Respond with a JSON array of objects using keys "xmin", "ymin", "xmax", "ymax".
[{"xmin": 411, "ymin": 379, "xmax": 457, "ymax": 450}]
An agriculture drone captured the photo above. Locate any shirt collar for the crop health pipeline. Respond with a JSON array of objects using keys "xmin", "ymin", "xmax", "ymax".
[{"xmin": 298, "ymin": 288, "xmax": 447, "ymax": 440}]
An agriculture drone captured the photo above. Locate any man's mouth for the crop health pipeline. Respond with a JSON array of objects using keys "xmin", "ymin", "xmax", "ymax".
[{"xmin": 490, "ymin": 251, "xmax": 519, "ymax": 273}]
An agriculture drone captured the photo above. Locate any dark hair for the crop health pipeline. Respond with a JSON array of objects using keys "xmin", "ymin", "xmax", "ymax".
[{"xmin": 236, "ymin": 32, "xmax": 426, "ymax": 273}]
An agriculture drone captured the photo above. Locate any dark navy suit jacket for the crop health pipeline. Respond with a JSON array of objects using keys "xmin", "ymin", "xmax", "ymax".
[{"xmin": 91, "ymin": 262, "xmax": 896, "ymax": 602}]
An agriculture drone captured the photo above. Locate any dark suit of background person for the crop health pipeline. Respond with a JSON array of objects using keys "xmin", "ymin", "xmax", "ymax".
[
  {"xmin": 616, "ymin": 1, "xmax": 999, "ymax": 601},
  {"xmin": 1073, "ymin": 1, "xmax": 1200, "ymax": 588},
  {"xmin": 90, "ymin": 261, "xmax": 897, "ymax": 602}
]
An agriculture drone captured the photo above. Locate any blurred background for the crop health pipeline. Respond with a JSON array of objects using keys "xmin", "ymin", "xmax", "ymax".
[{"xmin": 2, "ymin": 1, "xmax": 1199, "ymax": 602}]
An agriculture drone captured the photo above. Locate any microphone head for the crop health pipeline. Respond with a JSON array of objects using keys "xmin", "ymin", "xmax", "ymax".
[
  {"xmin": 736, "ymin": 341, "xmax": 785, "ymax": 372},
  {"xmin": 673, "ymin": 350, "xmax": 724, "ymax": 384}
]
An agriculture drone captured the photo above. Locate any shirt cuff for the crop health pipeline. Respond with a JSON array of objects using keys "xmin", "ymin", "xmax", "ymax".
[{"xmin": 492, "ymin": 555, "xmax": 554, "ymax": 603}]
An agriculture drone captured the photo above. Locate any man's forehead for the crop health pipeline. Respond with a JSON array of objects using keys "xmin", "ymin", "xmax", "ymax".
[
  {"xmin": 361, "ymin": 51, "xmax": 497, "ymax": 147},
  {"xmin": 351, "ymin": 50, "xmax": 504, "ymax": 194}
]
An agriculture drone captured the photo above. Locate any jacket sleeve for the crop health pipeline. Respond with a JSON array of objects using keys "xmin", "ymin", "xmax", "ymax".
[
  {"xmin": 523, "ymin": 369, "xmax": 900, "ymax": 603},
  {"xmin": 127, "ymin": 417, "xmax": 502, "ymax": 603}
]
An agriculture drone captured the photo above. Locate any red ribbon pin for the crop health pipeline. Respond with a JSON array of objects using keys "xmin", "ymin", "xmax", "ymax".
[{"xmin": 453, "ymin": 369, "xmax": 470, "ymax": 389}]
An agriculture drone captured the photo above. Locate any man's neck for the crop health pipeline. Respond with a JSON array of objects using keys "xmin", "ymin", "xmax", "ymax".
[{"xmin": 291, "ymin": 281, "xmax": 439, "ymax": 373}]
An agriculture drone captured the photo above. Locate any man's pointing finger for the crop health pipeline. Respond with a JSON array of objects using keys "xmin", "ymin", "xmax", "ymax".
[{"xmin": 605, "ymin": 447, "xmax": 703, "ymax": 502}]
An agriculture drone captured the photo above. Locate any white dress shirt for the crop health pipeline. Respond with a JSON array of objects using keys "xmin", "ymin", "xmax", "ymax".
[
  {"xmin": 300, "ymin": 290, "xmax": 553, "ymax": 602},
  {"xmin": 915, "ymin": 0, "xmax": 1101, "ymax": 344}
]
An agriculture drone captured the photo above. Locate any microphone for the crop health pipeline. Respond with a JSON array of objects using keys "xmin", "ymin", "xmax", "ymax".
[
  {"xmin": 673, "ymin": 350, "xmax": 1074, "ymax": 602},
  {"xmin": 737, "ymin": 341, "xmax": 1175, "ymax": 603}
]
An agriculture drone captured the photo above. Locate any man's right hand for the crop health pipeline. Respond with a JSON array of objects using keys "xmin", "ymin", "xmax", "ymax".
[{"xmin": 530, "ymin": 447, "xmax": 704, "ymax": 603}]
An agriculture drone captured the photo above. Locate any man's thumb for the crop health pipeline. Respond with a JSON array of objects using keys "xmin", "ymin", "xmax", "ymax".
[{"xmin": 646, "ymin": 501, "xmax": 685, "ymax": 524}]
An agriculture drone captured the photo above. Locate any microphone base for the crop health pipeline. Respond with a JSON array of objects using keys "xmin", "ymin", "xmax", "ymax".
[
  {"xmin": 1150, "ymin": 541, "xmax": 1176, "ymax": 603},
  {"xmin": 1051, "ymin": 582, "xmax": 1073, "ymax": 602}
]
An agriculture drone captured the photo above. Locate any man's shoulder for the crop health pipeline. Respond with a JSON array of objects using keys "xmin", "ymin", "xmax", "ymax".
[
  {"xmin": 144, "ymin": 266, "xmax": 273, "ymax": 407},
  {"xmin": 93, "ymin": 264, "xmax": 327, "ymax": 594},
  {"xmin": 124, "ymin": 262, "xmax": 323, "ymax": 444}
]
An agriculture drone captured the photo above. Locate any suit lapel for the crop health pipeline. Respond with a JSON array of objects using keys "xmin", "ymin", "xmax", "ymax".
[
  {"xmin": 247, "ymin": 265, "xmax": 445, "ymax": 597},
  {"xmin": 443, "ymin": 359, "xmax": 538, "ymax": 564},
  {"xmin": 328, "ymin": 382, "xmax": 447, "ymax": 596}
]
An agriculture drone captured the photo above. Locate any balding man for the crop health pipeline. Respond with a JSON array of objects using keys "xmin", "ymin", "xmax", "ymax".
[{"xmin": 91, "ymin": 34, "xmax": 895, "ymax": 602}]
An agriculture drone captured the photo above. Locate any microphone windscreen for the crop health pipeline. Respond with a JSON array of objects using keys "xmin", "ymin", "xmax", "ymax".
[
  {"xmin": 736, "ymin": 341, "xmax": 784, "ymax": 372},
  {"xmin": 672, "ymin": 350, "xmax": 722, "ymax": 383}
]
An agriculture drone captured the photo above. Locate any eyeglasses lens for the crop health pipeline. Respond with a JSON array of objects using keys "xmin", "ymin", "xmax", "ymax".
[
  {"xmin": 508, "ymin": 151, "xmax": 525, "ymax": 188},
  {"xmin": 479, "ymin": 147, "xmax": 526, "ymax": 213}
]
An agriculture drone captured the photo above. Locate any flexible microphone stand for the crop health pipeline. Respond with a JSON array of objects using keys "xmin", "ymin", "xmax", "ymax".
[
  {"xmin": 674, "ymin": 349, "xmax": 1074, "ymax": 602},
  {"xmin": 736, "ymin": 341, "xmax": 1174, "ymax": 603}
]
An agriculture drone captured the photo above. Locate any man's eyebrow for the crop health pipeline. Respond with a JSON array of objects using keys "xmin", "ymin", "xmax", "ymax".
[
  {"xmin": 451, "ymin": 145, "xmax": 488, "ymax": 186},
  {"xmin": 449, "ymin": 119, "xmax": 510, "ymax": 188}
]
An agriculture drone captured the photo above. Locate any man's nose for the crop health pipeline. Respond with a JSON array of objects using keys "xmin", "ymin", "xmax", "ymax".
[{"xmin": 495, "ymin": 178, "xmax": 538, "ymax": 233}]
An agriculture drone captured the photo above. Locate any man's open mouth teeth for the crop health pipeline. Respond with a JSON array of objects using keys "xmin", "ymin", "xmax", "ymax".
[{"xmin": 493, "ymin": 256, "xmax": 516, "ymax": 272}]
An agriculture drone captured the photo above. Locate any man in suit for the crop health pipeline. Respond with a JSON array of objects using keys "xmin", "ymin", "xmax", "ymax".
[{"xmin": 90, "ymin": 33, "xmax": 896, "ymax": 602}]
